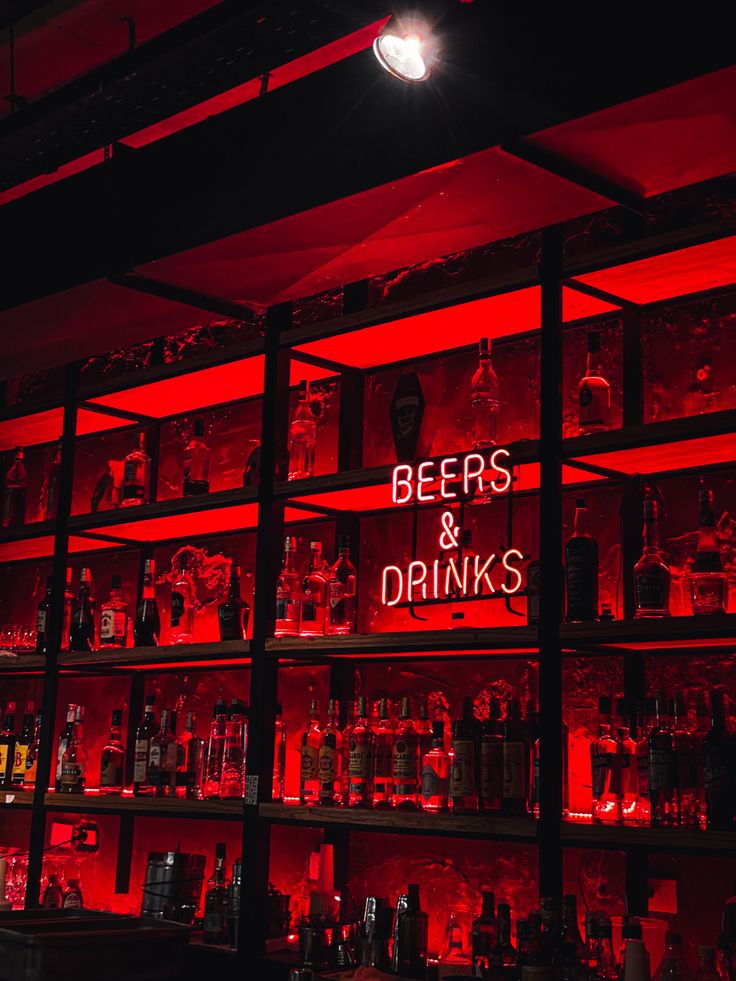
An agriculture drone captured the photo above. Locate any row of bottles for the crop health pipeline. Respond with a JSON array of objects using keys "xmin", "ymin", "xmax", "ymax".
[
  {"xmin": 0, "ymin": 700, "xmax": 41, "ymax": 789},
  {"xmin": 274, "ymin": 536, "xmax": 357, "ymax": 637},
  {"xmin": 299, "ymin": 694, "xmax": 552, "ymax": 816},
  {"xmin": 589, "ymin": 689, "xmax": 736, "ymax": 830}
]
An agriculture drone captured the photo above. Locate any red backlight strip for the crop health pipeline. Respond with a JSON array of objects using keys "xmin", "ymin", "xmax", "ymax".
[
  {"xmin": 570, "ymin": 432, "xmax": 736, "ymax": 476},
  {"xmin": 574, "ymin": 235, "xmax": 736, "ymax": 305},
  {"xmin": 294, "ymin": 286, "xmax": 617, "ymax": 370},
  {"xmin": 0, "ymin": 534, "xmax": 118, "ymax": 563},
  {"xmin": 0, "ymin": 407, "xmax": 133, "ymax": 453},
  {"xmin": 82, "ymin": 502, "xmax": 258, "ymax": 543}
]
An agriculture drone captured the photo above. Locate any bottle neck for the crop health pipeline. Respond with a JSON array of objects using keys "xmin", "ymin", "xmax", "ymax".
[
  {"xmin": 308, "ymin": 549, "xmax": 322, "ymax": 572},
  {"xmin": 643, "ymin": 508, "xmax": 660, "ymax": 549},
  {"xmin": 229, "ymin": 574, "xmax": 241, "ymax": 599},
  {"xmin": 573, "ymin": 506, "xmax": 589, "ymax": 537},
  {"xmin": 585, "ymin": 351, "xmax": 602, "ymax": 377}
]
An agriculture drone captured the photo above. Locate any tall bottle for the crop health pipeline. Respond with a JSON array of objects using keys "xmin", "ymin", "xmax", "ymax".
[
  {"xmin": 561, "ymin": 893, "xmax": 586, "ymax": 969},
  {"xmin": 703, "ymin": 689, "xmax": 734, "ymax": 830},
  {"xmin": 373, "ymin": 697, "xmax": 394, "ymax": 808},
  {"xmin": 451, "ymin": 695, "xmax": 479, "ymax": 813},
  {"xmin": 183, "ymin": 419, "xmax": 211, "ymax": 496},
  {"xmin": 1, "ymin": 446, "xmax": 27, "ymax": 528},
  {"xmin": 134, "ymin": 558, "xmax": 160, "ymax": 647},
  {"xmin": 592, "ymin": 916, "xmax": 619, "ymax": 981},
  {"xmin": 55, "ymin": 703, "xmax": 76, "ymax": 792},
  {"xmin": 565, "ymin": 498, "xmax": 599, "ymax": 622},
  {"xmin": 328, "ymin": 536, "xmax": 357, "ymax": 635},
  {"xmin": 62, "ymin": 567, "xmax": 74, "ymax": 652},
  {"xmin": 35, "ymin": 577, "xmax": 54, "ymax": 654},
  {"xmin": 591, "ymin": 697, "xmax": 621, "ymax": 824},
  {"xmin": 689, "ymin": 488, "xmax": 727, "ymax": 615},
  {"xmin": 288, "ymin": 380, "xmax": 316, "ymax": 481},
  {"xmin": 649, "ymin": 690, "xmax": 675, "ymax": 827},
  {"xmin": 471, "ymin": 337, "xmax": 500, "ymax": 449},
  {"xmin": 272, "ymin": 702, "xmax": 286, "ymax": 802},
  {"xmin": 299, "ymin": 541, "xmax": 327, "ymax": 637},
  {"xmin": 317, "ymin": 698, "xmax": 342, "ymax": 806},
  {"xmin": 100, "ymin": 575, "xmax": 129, "ymax": 649},
  {"xmin": 392, "ymin": 697, "xmax": 419, "ymax": 810},
  {"xmin": 348, "ymin": 696, "xmax": 374, "ymax": 807},
  {"xmin": 634, "ymin": 496, "xmax": 671, "ymax": 618},
  {"xmin": 502, "ymin": 697, "xmax": 528, "ymax": 815},
  {"xmin": 11, "ymin": 702, "xmax": 35, "ymax": 787},
  {"xmin": 578, "ymin": 329, "xmax": 611, "ymax": 434},
  {"xmin": 471, "ymin": 890, "xmax": 497, "ymax": 979},
  {"xmin": 23, "ymin": 711, "xmax": 42, "ymax": 790},
  {"xmin": 635, "ymin": 698, "xmax": 653, "ymax": 826},
  {"xmin": 203, "ymin": 698, "xmax": 228, "ymax": 799},
  {"xmin": 392, "ymin": 883, "xmax": 428, "ymax": 980},
  {"xmin": 0, "ymin": 702, "xmax": 16, "ymax": 790},
  {"xmin": 274, "ymin": 537, "xmax": 300, "ymax": 637},
  {"xmin": 299, "ymin": 698, "xmax": 321, "ymax": 806},
  {"xmin": 415, "ymin": 698, "xmax": 433, "ymax": 764},
  {"xmin": 420, "ymin": 720, "xmax": 450, "ymax": 813},
  {"xmin": 69, "ymin": 567, "xmax": 95, "ymax": 652},
  {"xmin": 480, "ymin": 697, "xmax": 504, "ymax": 814},
  {"xmin": 218, "ymin": 566, "xmax": 250, "ymax": 640},
  {"xmin": 491, "ymin": 902, "xmax": 519, "ymax": 980},
  {"xmin": 170, "ymin": 554, "xmax": 195, "ymax": 644},
  {"xmin": 617, "ymin": 700, "xmax": 639, "ymax": 826},
  {"xmin": 133, "ymin": 694, "xmax": 159, "ymax": 797},
  {"xmin": 60, "ymin": 706, "xmax": 87, "ymax": 793},
  {"xmin": 176, "ymin": 710, "xmax": 204, "ymax": 800},
  {"xmin": 203, "ymin": 843, "xmax": 229, "ymax": 945},
  {"xmin": 99, "ymin": 709, "xmax": 125, "ymax": 795},
  {"xmin": 148, "ymin": 708, "xmax": 177, "ymax": 797},
  {"xmin": 673, "ymin": 694, "xmax": 697, "ymax": 828},
  {"xmin": 220, "ymin": 700, "xmax": 248, "ymax": 799},
  {"xmin": 121, "ymin": 431, "xmax": 150, "ymax": 507}
]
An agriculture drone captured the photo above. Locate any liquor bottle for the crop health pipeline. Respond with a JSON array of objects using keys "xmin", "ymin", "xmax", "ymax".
[
  {"xmin": 203, "ymin": 698, "xmax": 228, "ymax": 799},
  {"xmin": 170, "ymin": 554, "xmax": 195, "ymax": 644},
  {"xmin": 183, "ymin": 419, "xmax": 211, "ymax": 496},
  {"xmin": 442, "ymin": 910, "xmax": 470, "ymax": 968},
  {"xmin": 526, "ymin": 698, "xmax": 540, "ymax": 817},
  {"xmin": 420, "ymin": 720, "xmax": 450, "ymax": 812},
  {"xmin": 693, "ymin": 692, "xmax": 710, "ymax": 829},
  {"xmin": 502, "ymin": 697, "xmax": 528, "ymax": 815},
  {"xmin": 591, "ymin": 697, "xmax": 621, "ymax": 824},
  {"xmin": 592, "ymin": 916, "xmax": 619, "ymax": 981},
  {"xmin": 392, "ymin": 697, "xmax": 419, "ymax": 809},
  {"xmin": 218, "ymin": 565, "xmax": 250, "ymax": 640},
  {"xmin": 348, "ymin": 696, "xmax": 374, "ymax": 807},
  {"xmin": 673, "ymin": 694, "xmax": 697, "ymax": 828},
  {"xmin": 62, "ymin": 567, "xmax": 74, "ymax": 652},
  {"xmin": 649, "ymin": 690, "xmax": 675, "ymax": 827},
  {"xmin": 451, "ymin": 695, "xmax": 479, "ymax": 813},
  {"xmin": 373, "ymin": 697, "xmax": 394, "ymax": 809},
  {"xmin": 617, "ymin": 700, "xmax": 639, "ymax": 826},
  {"xmin": 44, "ymin": 441, "xmax": 61, "ymax": 521},
  {"xmin": 133, "ymin": 695, "xmax": 159, "ymax": 797},
  {"xmin": 35, "ymin": 577, "xmax": 54, "ymax": 654},
  {"xmin": 703, "ymin": 689, "xmax": 734, "ymax": 830},
  {"xmin": 176, "ymin": 711, "xmax": 204, "ymax": 800},
  {"xmin": 0, "ymin": 702, "xmax": 17, "ymax": 789},
  {"xmin": 480, "ymin": 697, "xmax": 504, "ymax": 814},
  {"xmin": 23, "ymin": 711, "xmax": 42, "ymax": 790},
  {"xmin": 99, "ymin": 709, "xmax": 125, "ymax": 795},
  {"xmin": 1, "ymin": 446, "xmax": 27, "ymax": 528},
  {"xmin": 471, "ymin": 337, "xmax": 500, "ymax": 449},
  {"xmin": 100, "ymin": 575, "xmax": 128, "ymax": 648},
  {"xmin": 561, "ymin": 893, "xmax": 586, "ymax": 968},
  {"xmin": 148, "ymin": 709, "xmax": 177, "ymax": 797},
  {"xmin": 299, "ymin": 541, "xmax": 327, "ymax": 636},
  {"xmin": 654, "ymin": 931, "xmax": 693, "ymax": 981},
  {"xmin": 415, "ymin": 698, "xmax": 433, "ymax": 764},
  {"xmin": 634, "ymin": 495, "xmax": 671, "ymax": 618},
  {"xmin": 203, "ymin": 843, "xmax": 230, "ymax": 945},
  {"xmin": 471, "ymin": 890, "xmax": 497, "ymax": 979},
  {"xmin": 134, "ymin": 558, "xmax": 160, "ymax": 647},
  {"xmin": 491, "ymin": 903, "xmax": 519, "ymax": 980},
  {"xmin": 696, "ymin": 947, "xmax": 719, "ymax": 981},
  {"xmin": 300, "ymin": 698, "xmax": 321, "ymax": 806},
  {"xmin": 689, "ymin": 488, "xmax": 728, "ymax": 615},
  {"xmin": 60, "ymin": 706, "xmax": 87, "ymax": 793},
  {"xmin": 393, "ymin": 883, "xmax": 428, "ymax": 980},
  {"xmin": 11, "ymin": 702, "xmax": 35, "ymax": 787},
  {"xmin": 272, "ymin": 703, "xmax": 286, "ymax": 802},
  {"xmin": 288, "ymin": 380, "xmax": 317, "ymax": 481},
  {"xmin": 242, "ymin": 443, "xmax": 260, "ymax": 487},
  {"xmin": 327, "ymin": 536, "xmax": 357, "ymax": 635},
  {"xmin": 220, "ymin": 700, "xmax": 248, "ymax": 799},
  {"xmin": 274, "ymin": 537, "xmax": 300, "ymax": 637},
  {"xmin": 69, "ymin": 567, "xmax": 95, "ymax": 652},
  {"xmin": 55, "ymin": 703, "xmax": 76, "ymax": 792},
  {"xmin": 716, "ymin": 936, "xmax": 732, "ymax": 981},
  {"xmin": 635, "ymin": 698, "xmax": 653, "ymax": 826},
  {"xmin": 317, "ymin": 698, "xmax": 342, "ymax": 806},
  {"xmin": 121, "ymin": 431, "xmax": 150, "ymax": 507},
  {"xmin": 42, "ymin": 874, "xmax": 64, "ymax": 909},
  {"xmin": 63, "ymin": 879, "xmax": 84, "ymax": 909},
  {"xmin": 565, "ymin": 498, "xmax": 599, "ymax": 622},
  {"xmin": 578, "ymin": 329, "xmax": 611, "ymax": 434}
]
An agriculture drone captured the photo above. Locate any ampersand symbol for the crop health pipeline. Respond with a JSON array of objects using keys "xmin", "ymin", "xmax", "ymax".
[{"xmin": 438, "ymin": 510, "xmax": 460, "ymax": 550}]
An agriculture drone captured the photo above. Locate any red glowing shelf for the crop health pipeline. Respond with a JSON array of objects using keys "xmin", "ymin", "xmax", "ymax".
[
  {"xmin": 561, "ymin": 820, "xmax": 736, "ymax": 853},
  {"xmin": 291, "ymin": 286, "xmax": 617, "ymax": 370},
  {"xmin": 561, "ymin": 614, "xmax": 736, "ymax": 651},
  {"xmin": 58, "ymin": 639, "xmax": 249, "ymax": 671},
  {"xmin": 44, "ymin": 792, "xmax": 243, "ymax": 820},
  {"xmin": 0, "ymin": 405, "xmax": 133, "ymax": 453},
  {"xmin": 0, "ymin": 533, "xmax": 119, "ymax": 564}
]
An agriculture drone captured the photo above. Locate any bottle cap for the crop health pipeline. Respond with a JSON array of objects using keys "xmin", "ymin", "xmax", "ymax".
[
  {"xmin": 310, "ymin": 541, "xmax": 321, "ymax": 550},
  {"xmin": 111, "ymin": 709, "xmax": 122, "ymax": 726},
  {"xmin": 213, "ymin": 699, "xmax": 228, "ymax": 715}
]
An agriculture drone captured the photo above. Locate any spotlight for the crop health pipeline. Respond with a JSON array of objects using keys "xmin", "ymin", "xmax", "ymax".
[{"xmin": 373, "ymin": 16, "xmax": 437, "ymax": 82}]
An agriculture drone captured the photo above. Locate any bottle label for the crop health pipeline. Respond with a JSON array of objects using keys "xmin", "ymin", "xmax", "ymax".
[
  {"xmin": 451, "ymin": 739, "xmax": 476, "ymax": 798},
  {"xmin": 480, "ymin": 739, "xmax": 503, "ymax": 802},
  {"xmin": 421, "ymin": 761, "xmax": 448, "ymax": 803},
  {"xmin": 61, "ymin": 762, "xmax": 83, "ymax": 791},
  {"xmin": 300, "ymin": 589, "xmax": 318, "ymax": 623},
  {"xmin": 704, "ymin": 752, "xmax": 729, "ymax": 806},
  {"xmin": 591, "ymin": 751, "xmax": 612, "ymax": 798},
  {"xmin": 300, "ymin": 744, "xmax": 318, "ymax": 782},
  {"xmin": 63, "ymin": 892, "xmax": 82, "ymax": 908},
  {"xmin": 101, "ymin": 610, "xmax": 127, "ymax": 641},
  {"xmin": 566, "ymin": 548, "xmax": 597, "ymax": 619},
  {"xmin": 203, "ymin": 908, "xmax": 227, "ymax": 935},
  {"xmin": 649, "ymin": 749, "xmax": 674, "ymax": 791},
  {"xmin": 171, "ymin": 592, "xmax": 184, "ymax": 627},
  {"xmin": 25, "ymin": 750, "xmax": 38, "ymax": 785},
  {"xmin": 502, "ymin": 742, "xmax": 525, "ymax": 799},
  {"xmin": 12, "ymin": 744, "xmax": 29, "ymax": 781},
  {"xmin": 275, "ymin": 587, "xmax": 295, "ymax": 622},
  {"xmin": 100, "ymin": 751, "xmax": 122, "ymax": 787},
  {"xmin": 0, "ymin": 745, "xmax": 11, "ymax": 780},
  {"xmin": 318, "ymin": 744, "xmax": 338, "ymax": 784},
  {"xmin": 329, "ymin": 579, "xmax": 345, "ymax": 609},
  {"xmin": 676, "ymin": 749, "xmax": 696, "ymax": 792},
  {"xmin": 635, "ymin": 573, "xmax": 668, "ymax": 610},
  {"xmin": 133, "ymin": 739, "xmax": 149, "ymax": 783},
  {"xmin": 637, "ymin": 752, "xmax": 650, "ymax": 799},
  {"xmin": 36, "ymin": 610, "xmax": 47, "ymax": 634},
  {"xmin": 44, "ymin": 888, "xmax": 63, "ymax": 909},
  {"xmin": 579, "ymin": 380, "xmax": 609, "ymax": 427},
  {"xmin": 348, "ymin": 738, "xmax": 373, "ymax": 792},
  {"xmin": 392, "ymin": 737, "xmax": 418, "ymax": 792},
  {"xmin": 56, "ymin": 739, "xmax": 68, "ymax": 783}
]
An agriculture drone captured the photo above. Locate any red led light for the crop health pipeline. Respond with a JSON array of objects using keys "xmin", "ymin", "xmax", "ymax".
[
  {"xmin": 570, "ymin": 432, "xmax": 736, "ymax": 476},
  {"xmin": 82, "ymin": 501, "xmax": 258, "ymax": 542},
  {"xmin": 0, "ymin": 407, "xmax": 132, "ymax": 453}
]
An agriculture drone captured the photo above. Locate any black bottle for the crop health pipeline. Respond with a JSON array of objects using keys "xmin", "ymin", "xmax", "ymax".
[
  {"xmin": 392, "ymin": 883, "xmax": 428, "ymax": 980},
  {"xmin": 704, "ymin": 689, "xmax": 735, "ymax": 830},
  {"xmin": 451, "ymin": 695, "xmax": 479, "ymax": 813},
  {"xmin": 69, "ymin": 568, "xmax": 95, "ymax": 651},
  {"xmin": 218, "ymin": 566, "xmax": 250, "ymax": 640},
  {"xmin": 134, "ymin": 559, "xmax": 160, "ymax": 647},
  {"xmin": 565, "ymin": 498, "xmax": 599, "ymax": 622},
  {"xmin": 36, "ymin": 576, "xmax": 54, "ymax": 654}
]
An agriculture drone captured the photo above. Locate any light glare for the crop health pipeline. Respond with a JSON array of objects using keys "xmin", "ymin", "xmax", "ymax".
[{"xmin": 373, "ymin": 31, "xmax": 430, "ymax": 82}]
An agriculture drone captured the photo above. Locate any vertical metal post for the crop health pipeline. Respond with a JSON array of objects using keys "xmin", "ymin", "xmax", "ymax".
[
  {"xmin": 337, "ymin": 370, "xmax": 364, "ymax": 473},
  {"xmin": 25, "ymin": 362, "xmax": 80, "ymax": 906},
  {"xmin": 537, "ymin": 226, "xmax": 564, "ymax": 902}
]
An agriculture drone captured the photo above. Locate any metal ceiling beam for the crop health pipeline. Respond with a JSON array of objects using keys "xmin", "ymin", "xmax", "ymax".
[{"xmin": 107, "ymin": 272, "xmax": 256, "ymax": 323}]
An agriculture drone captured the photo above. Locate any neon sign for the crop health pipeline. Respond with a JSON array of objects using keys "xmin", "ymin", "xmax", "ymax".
[{"xmin": 381, "ymin": 450, "xmax": 524, "ymax": 608}]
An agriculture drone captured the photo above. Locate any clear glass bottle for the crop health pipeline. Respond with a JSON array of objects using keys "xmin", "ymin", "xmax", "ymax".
[
  {"xmin": 35, "ymin": 577, "xmax": 54, "ymax": 655},
  {"xmin": 655, "ymin": 930, "xmax": 693, "ymax": 981},
  {"xmin": 616, "ymin": 700, "xmax": 639, "ymax": 826},
  {"xmin": 288, "ymin": 380, "xmax": 316, "ymax": 481},
  {"xmin": 471, "ymin": 890, "xmax": 497, "ymax": 978},
  {"xmin": 1, "ymin": 446, "xmax": 27, "ymax": 528},
  {"xmin": 60, "ymin": 706, "xmax": 87, "ymax": 794},
  {"xmin": 451, "ymin": 695, "xmax": 479, "ymax": 813},
  {"xmin": 148, "ymin": 708, "xmax": 177, "ymax": 797},
  {"xmin": 99, "ymin": 709, "xmax": 125, "ymax": 794},
  {"xmin": 100, "ymin": 575, "xmax": 128, "ymax": 648},
  {"xmin": 327, "ymin": 536, "xmax": 357, "ymax": 635},
  {"xmin": 348, "ymin": 696, "xmax": 374, "ymax": 808},
  {"xmin": 203, "ymin": 698, "xmax": 228, "ymax": 799},
  {"xmin": 121, "ymin": 431, "xmax": 150, "ymax": 507},
  {"xmin": 203, "ymin": 843, "xmax": 230, "ymax": 945},
  {"xmin": 299, "ymin": 541, "xmax": 327, "ymax": 637},
  {"xmin": 373, "ymin": 697, "xmax": 394, "ymax": 808},
  {"xmin": 299, "ymin": 698, "xmax": 321, "ymax": 806},
  {"xmin": 471, "ymin": 337, "xmax": 500, "ymax": 449},
  {"xmin": 272, "ymin": 702, "xmax": 286, "ymax": 802},
  {"xmin": 318, "ymin": 698, "xmax": 342, "ymax": 806},
  {"xmin": 649, "ymin": 690, "xmax": 676, "ymax": 827},
  {"xmin": 274, "ymin": 537, "xmax": 300, "ymax": 637},
  {"xmin": 134, "ymin": 558, "xmax": 160, "ymax": 647},
  {"xmin": 578, "ymin": 329, "xmax": 611, "ymax": 434},
  {"xmin": 54, "ymin": 703, "xmax": 76, "ymax": 792},
  {"xmin": 591, "ymin": 916, "xmax": 619, "ymax": 981},
  {"xmin": 392, "ymin": 697, "xmax": 419, "ymax": 810},
  {"xmin": 220, "ymin": 700, "xmax": 248, "ymax": 799},
  {"xmin": 565, "ymin": 498, "xmax": 599, "ymax": 622},
  {"xmin": 420, "ymin": 720, "xmax": 450, "ymax": 812},
  {"xmin": 183, "ymin": 419, "xmax": 211, "ymax": 496},
  {"xmin": 634, "ymin": 495, "xmax": 671, "ymax": 618},
  {"xmin": 689, "ymin": 488, "xmax": 727, "ymax": 615},
  {"xmin": 69, "ymin": 567, "xmax": 96, "ymax": 652},
  {"xmin": 218, "ymin": 565, "xmax": 249, "ymax": 640},
  {"xmin": 133, "ymin": 694, "xmax": 159, "ymax": 797},
  {"xmin": 591, "ymin": 696, "xmax": 621, "ymax": 824},
  {"xmin": 442, "ymin": 910, "xmax": 470, "ymax": 966},
  {"xmin": 176, "ymin": 710, "xmax": 204, "ymax": 800},
  {"xmin": 170, "ymin": 554, "xmax": 195, "ymax": 645}
]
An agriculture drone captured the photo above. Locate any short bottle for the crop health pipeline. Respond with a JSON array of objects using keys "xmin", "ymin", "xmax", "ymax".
[
  {"xmin": 183, "ymin": 419, "xmax": 211, "ymax": 496},
  {"xmin": 63, "ymin": 878, "xmax": 84, "ymax": 909},
  {"xmin": 318, "ymin": 698, "xmax": 342, "ymax": 806},
  {"xmin": 170, "ymin": 554, "xmax": 195, "ymax": 644},
  {"xmin": 442, "ymin": 910, "xmax": 470, "ymax": 967},
  {"xmin": 420, "ymin": 720, "xmax": 450, "ymax": 812},
  {"xmin": 121, "ymin": 431, "xmax": 150, "ymax": 507},
  {"xmin": 99, "ymin": 709, "xmax": 125, "ymax": 795},
  {"xmin": 471, "ymin": 337, "xmax": 500, "ymax": 449},
  {"xmin": 1, "ymin": 446, "xmax": 27, "ymax": 528},
  {"xmin": 9, "ymin": 702, "xmax": 34, "ymax": 789},
  {"xmin": 203, "ymin": 843, "xmax": 229, "ymax": 945},
  {"xmin": 299, "ymin": 542, "xmax": 327, "ymax": 637},
  {"xmin": 133, "ymin": 695, "xmax": 159, "ymax": 797},
  {"xmin": 392, "ymin": 697, "xmax": 419, "ymax": 810},
  {"xmin": 35, "ymin": 577, "xmax": 54, "ymax": 654},
  {"xmin": 327, "ymin": 536, "xmax": 357, "ymax": 635},
  {"xmin": 23, "ymin": 711, "xmax": 42, "ymax": 790},
  {"xmin": 634, "ymin": 495, "xmax": 671, "ymax": 618},
  {"xmin": 578, "ymin": 329, "xmax": 611, "ymax": 434},
  {"xmin": 689, "ymin": 488, "xmax": 727, "ymax": 615},
  {"xmin": 100, "ymin": 575, "xmax": 129, "ymax": 648},
  {"xmin": 60, "ymin": 706, "xmax": 87, "ymax": 794},
  {"xmin": 288, "ymin": 380, "xmax": 317, "ymax": 481},
  {"xmin": 0, "ymin": 702, "xmax": 17, "ymax": 789},
  {"xmin": 219, "ymin": 700, "xmax": 248, "ymax": 799},
  {"xmin": 134, "ymin": 558, "xmax": 160, "ymax": 647},
  {"xmin": 42, "ymin": 874, "xmax": 64, "ymax": 909},
  {"xmin": 451, "ymin": 695, "xmax": 479, "ymax": 813},
  {"xmin": 203, "ymin": 699, "xmax": 229, "ymax": 799},
  {"xmin": 299, "ymin": 698, "xmax": 321, "ymax": 806},
  {"xmin": 274, "ymin": 537, "xmax": 300, "ymax": 637},
  {"xmin": 218, "ymin": 565, "xmax": 250, "ymax": 640},
  {"xmin": 348, "ymin": 696, "xmax": 374, "ymax": 808},
  {"xmin": 69, "ymin": 567, "xmax": 96, "ymax": 652},
  {"xmin": 565, "ymin": 498, "xmax": 599, "ymax": 622}
]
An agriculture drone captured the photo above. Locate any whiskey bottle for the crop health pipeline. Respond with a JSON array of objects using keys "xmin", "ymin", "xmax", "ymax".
[
  {"xmin": 327, "ymin": 536, "xmax": 357, "ymax": 635},
  {"xmin": 60, "ymin": 706, "xmax": 87, "ymax": 793},
  {"xmin": 69, "ymin": 567, "xmax": 95, "ymax": 651},
  {"xmin": 134, "ymin": 558, "xmax": 160, "ymax": 647},
  {"xmin": 348, "ymin": 696, "xmax": 374, "ymax": 807},
  {"xmin": 23, "ymin": 711, "xmax": 42, "ymax": 790},
  {"xmin": 218, "ymin": 566, "xmax": 250, "ymax": 640},
  {"xmin": 183, "ymin": 419, "xmax": 211, "ymax": 496},
  {"xmin": 203, "ymin": 699, "xmax": 228, "ymax": 799},
  {"xmin": 100, "ymin": 575, "xmax": 129, "ymax": 648},
  {"xmin": 176, "ymin": 710, "xmax": 204, "ymax": 800},
  {"xmin": 299, "ymin": 541, "xmax": 327, "ymax": 637},
  {"xmin": 393, "ymin": 883, "xmax": 428, "ymax": 980},
  {"xmin": 62, "ymin": 567, "xmax": 74, "ymax": 652},
  {"xmin": 11, "ymin": 702, "xmax": 35, "ymax": 787},
  {"xmin": 170, "ymin": 554, "xmax": 195, "ymax": 645},
  {"xmin": 300, "ymin": 698, "xmax": 321, "ymax": 806},
  {"xmin": 490, "ymin": 903, "xmax": 518, "ymax": 980},
  {"xmin": 689, "ymin": 488, "xmax": 727, "ymax": 615},
  {"xmin": 420, "ymin": 720, "xmax": 450, "ymax": 812},
  {"xmin": 591, "ymin": 697, "xmax": 620, "ymax": 824},
  {"xmin": 288, "ymin": 380, "xmax": 316, "ymax": 481},
  {"xmin": 318, "ymin": 698, "xmax": 342, "ymax": 806},
  {"xmin": 471, "ymin": 890, "xmax": 497, "ymax": 978},
  {"xmin": 203, "ymin": 843, "xmax": 230, "ymax": 945},
  {"xmin": 392, "ymin": 697, "xmax": 419, "ymax": 810},
  {"xmin": 99, "ymin": 709, "xmax": 125, "ymax": 795},
  {"xmin": 633, "ymin": 495, "xmax": 671, "ymax": 618},
  {"xmin": 703, "ymin": 689, "xmax": 734, "ymax": 830},
  {"xmin": 565, "ymin": 498, "xmax": 599, "ymax": 622},
  {"xmin": 373, "ymin": 697, "xmax": 394, "ymax": 808},
  {"xmin": 148, "ymin": 708, "xmax": 177, "ymax": 797},
  {"xmin": 272, "ymin": 702, "xmax": 286, "ymax": 802},
  {"xmin": 55, "ymin": 703, "xmax": 76, "ymax": 792},
  {"xmin": 133, "ymin": 695, "xmax": 159, "ymax": 797},
  {"xmin": 578, "ymin": 329, "xmax": 611, "ymax": 434},
  {"xmin": 480, "ymin": 696, "xmax": 504, "ymax": 814},
  {"xmin": 649, "ymin": 690, "xmax": 676, "ymax": 826},
  {"xmin": 471, "ymin": 337, "xmax": 500, "ymax": 449},
  {"xmin": 451, "ymin": 696, "xmax": 479, "ymax": 813},
  {"xmin": 502, "ymin": 697, "xmax": 528, "ymax": 815},
  {"xmin": 35, "ymin": 577, "xmax": 54, "ymax": 654},
  {"xmin": 220, "ymin": 700, "xmax": 248, "ymax": 799},
  {"xmin": 1, "ymin": 446, "xmax": 27, "ymax": 528},
  {"xmin": 0, "ymin": 703, "xmax": 17, "ymax": 789},
  {"xmin": 274, "ymin": 537, "xmax": 300, "ymax": 637},
  {"xmin": 121, "ymin": 431, "xmax": 150, "ymax": 507}
]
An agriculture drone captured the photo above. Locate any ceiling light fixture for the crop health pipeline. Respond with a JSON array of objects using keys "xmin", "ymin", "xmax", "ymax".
[{"xmin": 373, "ymin": 15, "xmax": 437, "ymax": 82}]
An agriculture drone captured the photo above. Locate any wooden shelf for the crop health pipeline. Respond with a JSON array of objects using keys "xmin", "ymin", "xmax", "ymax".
[
  {"xmin": 261, "ymin": 801, "xmax": 537, "ymax": 841},
  {"xmin": 58, "ymin": 639, "xmax": 250, "ymax": 670},
  {"xmin": 0, "ymin": 653, "xmax": 46, "ymax": 674},
  {"xmin": 0, "ymin": 789, "xmax": 34, "ymax": 807},
  {"xmin": 44, "ymin": 792, "xmax": 243, "ymax": 820},
  {"xmin": 561, "ymin": 614, "xmax": 736, "ymax": 653},
  {"xmin": 562, "ymin": 820, "xmax": 736, "ymax": 853}
]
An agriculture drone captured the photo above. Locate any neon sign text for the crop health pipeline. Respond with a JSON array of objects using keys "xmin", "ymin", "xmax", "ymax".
[{"xmin": 391, "ymin": 448, "xmax": 512, "ymax": 505}]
